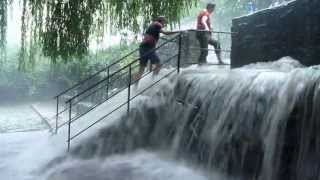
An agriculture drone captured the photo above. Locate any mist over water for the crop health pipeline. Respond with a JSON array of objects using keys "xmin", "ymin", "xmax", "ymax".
[
  {"xmin": 1, "ymin": 57, "xmax": 319, "ymax": 180},
  {"xmin": 45, "ymin": 151, "xmax": 221, "ymax": 180}
]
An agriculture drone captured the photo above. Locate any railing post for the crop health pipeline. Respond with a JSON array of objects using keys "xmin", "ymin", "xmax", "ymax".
[
  {"xmin": 127, "ymin": 64, "xmax": 132, "ymax": 115},
  {"xmin": 55, "ymin": 96, "xmax": 59, "ymax": 134},
  {"xmin": 177, "ymin": 33, "xmax": 182, "ymax": 73},
  {"xmin": 67, "ymin": 100, "xmax": 72, "ymax": 152},
  {"xmin": 106, "ymin": 67, "xmax": 110, "ymax": 99}
]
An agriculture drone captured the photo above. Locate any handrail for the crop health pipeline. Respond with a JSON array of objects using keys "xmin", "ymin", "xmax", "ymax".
[
  {"xmin": 54, "ymin": 35, "xmax": 179, "ymax": 134},
  {"xmin": 50, "ymin": 31, "xmax": 234, "ymax": 150},
  {"xmin": 54, "ymin": 47, "xmax": 140, "ymax": 98},
  {"xmin": 55, "ymin": 30, "xmax": 231, "ymax": 98},
  {"xmin": 68, "ymin": 68, "xmax": 178, "ymax": 142},
  {"xmin": 59, "ymin": 53, "xmax": 179, "ymax": 129},
  {"xmin": 66, "ymin": 35, "xmax": 179, "ymax": 103},
  {"xmin": 66, "ymin": 49, "xmax": 180, "ymax": 150},
  {"xmin": 187, "ymin": 29, "xmax": 237, "ymax": 35}
]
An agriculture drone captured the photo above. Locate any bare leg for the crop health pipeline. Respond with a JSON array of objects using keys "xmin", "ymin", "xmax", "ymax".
[
  {"xmin": 134, "ymin": 65, "xmax": 146, "ymax": 86},
  {"xmin": 152, "ymin": 63, "xmax": 161, "ymax": 76},
  {"xmin": 209, "ymin": 38, "xmax": 225, "ymax": 64},
  {"xmin": 216, "ymin": 50, "xmax": 224, "ymax": 64}
]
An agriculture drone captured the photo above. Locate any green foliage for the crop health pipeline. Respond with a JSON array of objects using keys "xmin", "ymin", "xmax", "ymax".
[
  {"xmin": 0, "ymin": 0, "xmax": 8, "ymax": 65},
  {"xmin": 0, "ymin": 40, "xmax": 141, "ymax": 100},
  {"xmin": 0, "ymin": 0, "xmax": 199, "ymax": 63},
  {"xmin": 0, "ymin": 0, "xmax": 285, "ymax": 71}
]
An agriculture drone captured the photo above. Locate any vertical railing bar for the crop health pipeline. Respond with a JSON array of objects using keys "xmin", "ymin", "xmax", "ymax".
[
  {"xmin": 106, "ymin": 67, "xmax": 110, "ymax": 100},
  {"xmin": 218, "ymin": 31, "xmax": 221, "ymax": 61},
  {"xmin": 127, "ymin": 64, "xmax": 132, "ymax": 115},
  {"xmin": 67, "ymin": 101, "xmax": 72, "ymax": 152},
  {"xmin": 55, "ymin": 96, "xmax": 59, "ymax": 134},
  {"xmin": 177, "ymin": 32, "xmax": 182, "ymax": 73}
]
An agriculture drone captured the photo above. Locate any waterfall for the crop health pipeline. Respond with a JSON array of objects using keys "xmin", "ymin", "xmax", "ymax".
[
  {"xmin": 1, "ymin": 58, "xmax": 319, "ymax": 180},
  {"xmin": 43, "ymin": 57, "xmax": 320, "ymax": 180}
]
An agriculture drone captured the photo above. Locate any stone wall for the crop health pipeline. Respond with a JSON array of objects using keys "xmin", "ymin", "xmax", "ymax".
[
  {"xmin": 157, "ymin": 31, "xmax": 201, "ymax": 67},
  {"xmin": 158, "ymin": 30, "xmax": 232, "ymax": 67},
  {"xmin": 231, "ymin": 0, "xmax": 320, "ymax": 68}
]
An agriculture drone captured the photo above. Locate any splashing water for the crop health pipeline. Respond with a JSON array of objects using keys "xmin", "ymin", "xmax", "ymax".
[{"xmin": 1, "ymin": 57, "xmax": 319, "ymax": 180}]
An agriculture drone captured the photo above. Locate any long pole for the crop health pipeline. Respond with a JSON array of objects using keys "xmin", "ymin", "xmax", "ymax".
[
  {"xmin": 177, "ymin": 33, "xmax": 182, "ymax": 73},
  {"xmin": 67, "ymin": 101, "xmax": 72, "ymax": 152},
  {"xmin": 106, "ymin": 67, "xmax": 110, "ymax": 100},
  {"xmin": 55, "ymin": 96, "xmax": 59, "ymax": 134},
  {"xmin": 127, "ymin": 64, "xmax": 132, "ymax": 115}
]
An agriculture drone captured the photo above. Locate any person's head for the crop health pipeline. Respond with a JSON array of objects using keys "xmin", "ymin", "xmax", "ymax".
[
  {"xmin": 206, "ymin": 3, "xmax": 216, "ymax": 13},
  {"xmin": 155, "ymin": 16, "xmax": 166, "ymax": 26}
]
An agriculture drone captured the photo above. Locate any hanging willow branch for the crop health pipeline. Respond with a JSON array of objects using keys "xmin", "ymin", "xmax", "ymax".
[
  {"xmin": 0, "ymin": 0, "xmax": 8, "ymax": 64},
  {"xmin": 12, "ymin": 0, "xmax": 196, "ymax": 62}
]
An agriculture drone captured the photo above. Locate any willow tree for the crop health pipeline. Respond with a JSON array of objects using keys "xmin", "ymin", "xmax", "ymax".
[
  {"xmin": 0, "ymin": 0, "xmax": 198, "ymax": 69},
  {"xmin": 0, "ymin": 0, "xmax": 9, "ymax": 65}
]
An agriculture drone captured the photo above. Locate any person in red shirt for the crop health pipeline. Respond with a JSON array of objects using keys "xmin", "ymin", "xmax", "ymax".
[
  {"xmin": 196, "ymin": 3, "xmax": 224, "ymax": 65},
  {"xmin": 134, "ymin": 16, "xmax": 178, "ymax": 84}
]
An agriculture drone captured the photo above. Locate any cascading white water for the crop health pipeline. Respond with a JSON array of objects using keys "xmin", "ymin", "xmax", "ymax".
[{"xmin": 1, "ymin": 57, "xmax": 319, "ymax": 180}]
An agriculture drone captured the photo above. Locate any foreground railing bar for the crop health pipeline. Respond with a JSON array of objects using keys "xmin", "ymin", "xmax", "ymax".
[{"xmin": 69, "ymin": 68, "xmax": 177, "ymax": 141}]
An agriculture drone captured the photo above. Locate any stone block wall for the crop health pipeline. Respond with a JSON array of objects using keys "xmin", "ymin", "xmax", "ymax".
[
  {"xmin": 231, "ymin": 0, "xmax": 320, "ymax": 68},
  {"xmin": 158, "ymin": 30, "xmax": 232, "ymax": 67}
]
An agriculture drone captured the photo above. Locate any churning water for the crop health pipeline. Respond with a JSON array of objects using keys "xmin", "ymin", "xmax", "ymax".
[{"xmin": 1, "ymin": 57, "xmax": 319, "ymax": 180}]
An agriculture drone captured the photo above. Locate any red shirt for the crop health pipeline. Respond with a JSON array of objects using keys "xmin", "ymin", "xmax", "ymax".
[
  {"xmin": 197, "ymin": 10, "xmax": 211, "ymax": 30},
  {"xmin": 141, "ymin": 21, "xmax": 163, "ymax": 47}
]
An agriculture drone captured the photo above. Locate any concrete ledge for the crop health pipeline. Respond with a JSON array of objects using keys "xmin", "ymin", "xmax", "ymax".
[{"xmin": 231, "ymin": 0, "xmax": 320, "ymax": 68}]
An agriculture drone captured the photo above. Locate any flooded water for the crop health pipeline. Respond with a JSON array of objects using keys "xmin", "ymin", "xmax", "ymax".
[{"xmin": 0, "ymin": 57, "xmax": 319, "ymax": 180}]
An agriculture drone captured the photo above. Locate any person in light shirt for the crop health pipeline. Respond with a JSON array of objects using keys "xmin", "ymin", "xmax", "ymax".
[{"xmin": 196, "ymin": 3, "xmax": 225, "ymax": 65}]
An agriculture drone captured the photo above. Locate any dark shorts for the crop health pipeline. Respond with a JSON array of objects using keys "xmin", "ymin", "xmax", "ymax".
[{"xmin": 139, "ymin": 44, "xmax": 160, "ymax": 67}]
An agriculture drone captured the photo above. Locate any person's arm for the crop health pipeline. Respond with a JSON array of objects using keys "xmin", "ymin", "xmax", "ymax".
[
  {"xmin": 201, "ymin": 16, "xmax": 210, "ymax": 31},
  {"xmin": 160, "ymin": 29, "xmax": 184, "ymax": 35}
]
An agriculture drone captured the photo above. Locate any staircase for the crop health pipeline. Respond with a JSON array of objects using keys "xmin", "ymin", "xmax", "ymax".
[
  {"xmin": 53, "ymin": 34, "xmax": 182, "ymax": 150},
  {"xmin": 53, "ymin": 30, "xmax": 234, "ymax": 151}
]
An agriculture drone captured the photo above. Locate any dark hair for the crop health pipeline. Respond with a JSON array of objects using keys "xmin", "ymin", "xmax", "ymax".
[
  {"xmin": 207, "ymin": 3, "xmax": 216, "ymax": 10},
  {"xmin": 155, "ymin": 16, "xmax": 166, "ymax": 23}
]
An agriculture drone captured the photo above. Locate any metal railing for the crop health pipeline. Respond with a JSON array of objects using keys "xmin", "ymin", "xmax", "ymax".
[
  {"xmin": 53, "ymin": 35, "xmax": 178, "ymax": 132},
  {"xmin": 52, "ymin": 30, "xmax": 234, "ymax": 150}
]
